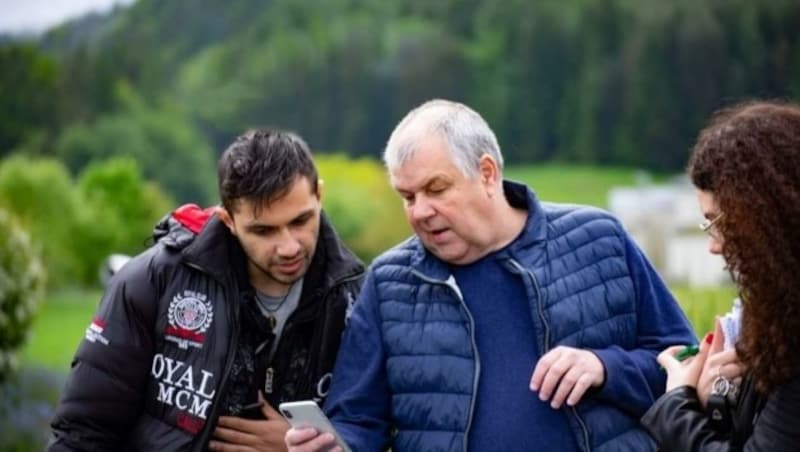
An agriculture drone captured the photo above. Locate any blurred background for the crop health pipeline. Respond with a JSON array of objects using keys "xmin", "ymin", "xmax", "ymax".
[{"xmin": 2, "ymin": 0, "xmax": 798, "ymax": 448}]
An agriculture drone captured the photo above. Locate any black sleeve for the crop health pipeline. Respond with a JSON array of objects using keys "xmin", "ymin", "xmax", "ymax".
[
  {"xmin": 49, "ymin": 248, "xmax": 162, "ymax": 451},
  {"xmin": 641, "ymin": 380, "xmax": 800, "ymax": 451},
  {"xmin": 745, "ymin": 378, "xmax": 800, "ymax": 450}
]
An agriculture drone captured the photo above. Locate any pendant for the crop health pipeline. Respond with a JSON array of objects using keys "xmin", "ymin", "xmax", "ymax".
[{"xmin": 268, "ymin": 315, "xmax": 277, "ymax": 330}]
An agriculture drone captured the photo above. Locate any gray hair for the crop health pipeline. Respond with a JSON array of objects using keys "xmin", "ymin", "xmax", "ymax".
[{"xmin": 383, "ymin": 99, "xmax": 504, "ymax": 179}]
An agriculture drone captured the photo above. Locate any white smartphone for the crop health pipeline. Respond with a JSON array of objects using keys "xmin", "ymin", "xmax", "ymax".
[{"xmin": 278, "ymin": 400, "xmax": 351, "ymax": 452}]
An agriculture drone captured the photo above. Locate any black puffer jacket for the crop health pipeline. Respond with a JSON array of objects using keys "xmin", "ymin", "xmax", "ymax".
[
  {"xmin": 641, "ymin": 375, "xmax": 800, "ymax": 450},
  {"xmin": 49, "ymin": 210, "xmax": 364, "ymax": 451}
]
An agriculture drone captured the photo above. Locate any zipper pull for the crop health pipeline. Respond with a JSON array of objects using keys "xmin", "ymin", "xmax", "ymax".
[{"xmin": 264, "ymin": 367, "xmax": 274, "ymax": 394}]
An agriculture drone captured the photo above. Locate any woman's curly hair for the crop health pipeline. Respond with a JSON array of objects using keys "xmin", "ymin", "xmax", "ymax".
[{"xmin": 689, "ymin": 101, "xmax": 800, "ymax": 393}]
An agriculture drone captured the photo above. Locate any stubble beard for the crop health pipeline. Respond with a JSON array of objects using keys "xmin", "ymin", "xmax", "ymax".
[{"xmin": 249, "ymin": 255, "xmax": 307, "ymax": 293}]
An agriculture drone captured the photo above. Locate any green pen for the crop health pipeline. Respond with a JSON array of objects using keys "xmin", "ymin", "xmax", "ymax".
[{"xmin": 675, "ymin": 344, "xmax": 700, "ymax": 361}]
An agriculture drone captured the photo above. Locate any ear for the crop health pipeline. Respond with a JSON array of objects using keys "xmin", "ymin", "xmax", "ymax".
[
  {"xmin": 478, "ymin": 154, "xmax": 500, "ymax": 195},
  {"xmin": 316, "ymin": 178, "xmax": 324, "ymax": 202},
  {"xmin": 216, "ymin": 206, "xmax": 236, "ymax": 233}
]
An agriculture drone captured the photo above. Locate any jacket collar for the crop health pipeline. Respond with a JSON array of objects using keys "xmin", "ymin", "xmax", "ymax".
[{"xmin": 409, "ymin": 179, "xmax": 547, "ymax": 280}]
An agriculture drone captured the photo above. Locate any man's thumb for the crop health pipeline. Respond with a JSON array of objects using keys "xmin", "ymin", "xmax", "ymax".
[{"xmin": 259, "ymin": 391, "xmax": 281, "ymax": 419}]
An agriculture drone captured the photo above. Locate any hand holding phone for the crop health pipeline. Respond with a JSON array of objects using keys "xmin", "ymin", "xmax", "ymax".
[{"xmin": 279, "ymin": 400, "xmax": 351, "ymax": 452}]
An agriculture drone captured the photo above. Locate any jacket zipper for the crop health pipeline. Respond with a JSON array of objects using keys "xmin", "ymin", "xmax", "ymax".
[
  {"xmin": 192, "ymin": 264, "xmax": 241, "ymax": 452},
  {"xmin": 305, "ymin": 273, "xmax": 365, "ymax": 397},
  {"xmin": 508, "ymin": 259, "xmax": 592, "ymax": 452},
  {"xmin": 271, "ymin": 271, "xmax": 364, "ymax": 400},
  {"xmin": 280, "ymin": 270, "xmax": 364, "ymax": 350},
  {"xmin": 410, "ymin": 270, "xmax": 479, "ymax": 452}
]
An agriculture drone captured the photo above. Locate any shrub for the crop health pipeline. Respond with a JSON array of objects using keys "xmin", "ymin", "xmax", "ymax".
[
  {"xmin": 0, "ymin": 156, "xmax": 80, "ymax": 288},
  {"xmin": 0, "ymin": 155, "xmax": 173, "ymax": 288},
  {"xmin": 315, "ymin": 154, "xmax": 410, "ymax": 261},
  {"xmin": 0, "ymin": 209, "xmax": 46, "ymax": 380},
  {"xmin": 72, "ymin": 157, "xmax": 173, "ymax": 284},
  {"xmin": 0, "ymin": 367, "xmax": 65, "ymax": 451}
]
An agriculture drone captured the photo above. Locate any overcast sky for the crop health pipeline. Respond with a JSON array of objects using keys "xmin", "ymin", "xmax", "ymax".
[{"xmin": 0, "ymin": 0, "xmax": 135, "ymax": 34}]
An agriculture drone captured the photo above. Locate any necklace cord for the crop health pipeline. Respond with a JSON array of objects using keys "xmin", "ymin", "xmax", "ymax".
[{"xmin": 255, "ymin": 290, "xmax": 290, "ymax": 313}]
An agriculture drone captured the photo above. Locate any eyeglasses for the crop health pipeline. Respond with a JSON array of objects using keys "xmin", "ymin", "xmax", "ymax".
[{"xmin": 699, "ymin": 213, "xmax": 724, "ymax": 240}]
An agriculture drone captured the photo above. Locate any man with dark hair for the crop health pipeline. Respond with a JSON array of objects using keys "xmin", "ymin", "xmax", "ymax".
[{"xmin": 50, "ymin": 130, "xmax": 365, "ymax": 451}]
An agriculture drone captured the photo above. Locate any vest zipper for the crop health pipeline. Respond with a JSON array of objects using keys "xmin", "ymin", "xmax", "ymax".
[
  {"xmin": 410, "ymin": 270, "xmax": 479, "ymax": 452},
  {"xmin": 507, "ymin": 259, "xmax": 592, "ymax": 452}
]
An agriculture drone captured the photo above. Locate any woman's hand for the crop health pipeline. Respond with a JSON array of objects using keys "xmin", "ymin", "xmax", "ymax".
[
  {"xmin": 696, "ymin": 318, "xmax": 745, "ymax": 409},
  {"xmin": 658, "ymin": 331, "xmax": 713, "ymax": 392}
]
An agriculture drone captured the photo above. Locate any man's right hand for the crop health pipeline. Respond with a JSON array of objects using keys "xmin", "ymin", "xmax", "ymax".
[
  {"xmin": 285, "ymin": 427, "xmax": 341, "ymax": 452},
  {"xmin": 209, "ymin": 395, "xmax": 290, "ymax": 451}
]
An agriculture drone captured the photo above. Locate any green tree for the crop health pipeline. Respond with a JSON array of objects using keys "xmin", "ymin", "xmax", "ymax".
[
  {"xmin": 0, "ymin": 209, "xmax": 46, "ymax": 380},
  {"xmin": 72, "ymin": 157, "xmax": 173, "ymax": 284},
  {"xmin": 56, "ymin": 82, "xmax": 216, "ymax": 204},
  {"xmin": 0, "ymin": 156, "xmax": 80, "ymax": 288},
  {"xmin": 21, "ymin": 0, "xmax": 800, "ymax": 172},
  {"xmin": 0, "ymin": 44, "xmax": 58, "ymax": 158},
  {"xmin": 558, "ymin": 0, "xmax": 627, "ymax": 165},
  {"xmin": 470, "ymin": 1, "xmax": 583, "ymax": 162}
]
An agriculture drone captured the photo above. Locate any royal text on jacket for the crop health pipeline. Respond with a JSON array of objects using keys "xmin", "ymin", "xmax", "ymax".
[{"xmin": 151, "ymin": 353, "xmax": 216, "ymax": 419}]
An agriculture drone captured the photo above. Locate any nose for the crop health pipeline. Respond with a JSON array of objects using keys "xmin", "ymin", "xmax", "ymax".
[
  {"xmin": 408, "ymin": 196, "xmax": 435, "ymax": 222},
  {"xmin": 276, "ymin": 228, "xmax": 302, "ymax": 258},
  {"xmin": 708, "ymin": 236, "xmax": 723, "ymax": 255}
]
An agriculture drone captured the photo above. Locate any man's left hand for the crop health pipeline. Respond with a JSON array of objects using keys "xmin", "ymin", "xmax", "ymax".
[
  {"xmin": 209, "ymin": 393, "xmax": 289, "ymax": 452},
  {"xmin": 530, "ymin": 346, "xmax": 605, "ymax": 409}
]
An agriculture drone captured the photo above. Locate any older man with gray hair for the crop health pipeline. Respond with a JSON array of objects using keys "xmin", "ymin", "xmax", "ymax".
[{"xmin": 286, "ymin": 99, "xmax": 695, "ymax": 452}]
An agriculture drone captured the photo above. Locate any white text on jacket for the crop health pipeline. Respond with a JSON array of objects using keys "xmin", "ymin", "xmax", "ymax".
[{"xmin": 151, "ymin": 353, "xmax": 216, "ymax": 419}]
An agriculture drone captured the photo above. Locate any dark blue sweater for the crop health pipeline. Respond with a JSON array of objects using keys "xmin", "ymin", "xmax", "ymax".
[{"xmin": 451, "ymin": 252, "xmax": 578, "ymax": 451}]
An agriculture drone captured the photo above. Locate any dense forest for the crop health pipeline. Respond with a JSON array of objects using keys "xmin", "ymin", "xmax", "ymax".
[{"xmin": 2, "ymin": 0, "xmax": 800, "ymax": 203}]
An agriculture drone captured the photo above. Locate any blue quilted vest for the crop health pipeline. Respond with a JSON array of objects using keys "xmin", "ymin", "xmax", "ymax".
[{"xmin": 370, "ymin": 181, "xmax": 656, "ymax": 452}]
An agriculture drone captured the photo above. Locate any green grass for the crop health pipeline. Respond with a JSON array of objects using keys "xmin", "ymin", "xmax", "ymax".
[
  {"xmin": 21, "ymin": 284, "xmax": 735, "ymax": 371},
  {"xmin": 672, "ymin": 285, "xmax": 738, "ymax": 337},
  {"xmin": 21, "ymin": 288, "xmax": 101, "ymax": 372},
  {"xmin": 505, "ymin": 164, "xmax": 641, "ymax": 208}
]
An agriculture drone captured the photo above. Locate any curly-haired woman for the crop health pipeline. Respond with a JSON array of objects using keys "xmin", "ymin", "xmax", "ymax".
[{"xmin": 641, "ymin": 101, "xmax": 800, "ymax": 450}]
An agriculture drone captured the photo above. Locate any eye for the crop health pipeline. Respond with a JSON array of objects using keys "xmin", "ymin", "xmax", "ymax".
[
  {"xmin": 250, "ymin": 226, "xmax": 277, "ymax": 236},
  {"xmin": 428, "ymin": 184, "xmax": 449, "ymax": 196},
  {"xmin": 290, "ymin": 214, "xmax": 312, "ymax": 227}
]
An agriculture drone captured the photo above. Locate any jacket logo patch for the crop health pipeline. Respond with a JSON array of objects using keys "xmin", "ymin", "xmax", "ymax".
[
  {"xmin": 85, "ymin": 317, "xmax": 110, "ymax": 345},
  {"xmin": 165, "ymin": 290, "xmax": 213, "ymax": 349}
]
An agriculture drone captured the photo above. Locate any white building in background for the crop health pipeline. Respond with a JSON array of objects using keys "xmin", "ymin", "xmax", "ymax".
[{"xmin": 608, "ymin": 177, "xmax": 730, "ymax": 287}]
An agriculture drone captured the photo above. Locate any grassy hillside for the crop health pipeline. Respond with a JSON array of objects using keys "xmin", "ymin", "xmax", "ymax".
[
  {"xmin": 21, "ymin": 289, "xmax": 100, "ymax": 370},
  {"xmin": 505, "ymin": 164, "xmax": 640, "ymax": 208}
]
